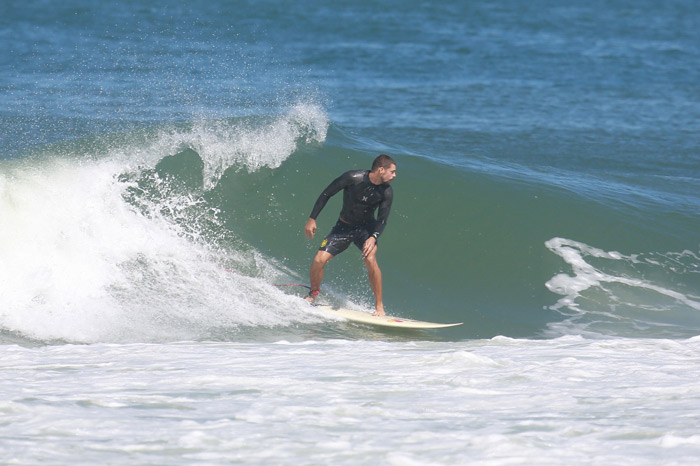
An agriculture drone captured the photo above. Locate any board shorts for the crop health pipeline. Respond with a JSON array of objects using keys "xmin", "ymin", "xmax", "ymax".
[{"xmin": 319, "ymin": 219, "xmax": 376, "ymax": 256}]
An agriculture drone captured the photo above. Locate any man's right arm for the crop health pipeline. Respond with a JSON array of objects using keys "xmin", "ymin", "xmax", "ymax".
[
  {"xmin": 304, "ymin": 218, "xmax": 317, "ymax": 239},
  {"xmin": 308, "ymin": 171, "xmax": 353, "ymax": 220},
  {"xmin": 305, "ymin": 171, "xmax": 356, "ymax": 239}
]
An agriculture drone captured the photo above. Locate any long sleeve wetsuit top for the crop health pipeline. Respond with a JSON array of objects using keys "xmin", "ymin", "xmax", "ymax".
[{"xmin": 309, "ymin": 170, "xmax": 393, "ymax": 238}]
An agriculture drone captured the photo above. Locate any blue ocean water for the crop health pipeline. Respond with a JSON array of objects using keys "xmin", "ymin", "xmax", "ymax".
[{"xmin": 2, "ymin": 0, "xmax": 700, "ymax": 463}]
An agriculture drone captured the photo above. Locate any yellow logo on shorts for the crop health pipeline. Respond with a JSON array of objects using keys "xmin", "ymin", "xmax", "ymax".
[{"xmin": 320, "ymin": 239, "xmax": 328, "ymax": 248}]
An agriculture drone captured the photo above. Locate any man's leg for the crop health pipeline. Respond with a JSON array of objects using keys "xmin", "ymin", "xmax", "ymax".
[
  {"xmin": 363, "ymin": 246, "xmax": 385, "ymax": 316},
  {"xmin": 306, "ymin": 250, "xmax": 333, "ymax": 302}
]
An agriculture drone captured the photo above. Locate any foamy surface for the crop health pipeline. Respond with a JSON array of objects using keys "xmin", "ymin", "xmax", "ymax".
[{"xmin": 2, "ymin": 337, "xmax": 700, "ymax": 464}]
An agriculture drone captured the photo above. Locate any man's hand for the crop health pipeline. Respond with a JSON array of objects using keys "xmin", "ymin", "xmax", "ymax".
[
  {"xmin": 304, "ymin": 218, "xmax": 317, "ymax": 239},
  {"xmin": 362, "ymin": 236, "xmax": 377, "ymax": 258}
]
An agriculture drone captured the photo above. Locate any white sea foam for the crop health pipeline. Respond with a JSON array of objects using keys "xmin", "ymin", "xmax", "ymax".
[
  {"xmin": 544, "ymin": 237, "xmax": 700, "ymax": 337},
  {"xmin": 2, "ymin": 337, "xmax": 700, "ymax": 465},
  {"xmin": 0, "ymin": 154, "xmax": 317, "ymax": 343}
]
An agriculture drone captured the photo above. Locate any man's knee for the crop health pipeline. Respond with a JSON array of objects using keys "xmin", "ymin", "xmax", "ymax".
[
  {"xmin": 364, "ymin": 254, "xmax": 379, "ymax": 270},
  {"xmin": 313, "ymin": 251, "xmax": 333, "ymax": 267}
]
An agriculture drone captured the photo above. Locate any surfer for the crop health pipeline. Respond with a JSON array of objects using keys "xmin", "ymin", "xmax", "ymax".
[{"xmin": 304, "ymin": 154, "xmax": 397, "ymax": 316}]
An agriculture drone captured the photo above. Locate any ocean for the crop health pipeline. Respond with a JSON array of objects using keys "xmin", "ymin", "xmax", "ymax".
[{"xmin": 1, "ymin": 0, "xmax": 699, "ymax": 463}]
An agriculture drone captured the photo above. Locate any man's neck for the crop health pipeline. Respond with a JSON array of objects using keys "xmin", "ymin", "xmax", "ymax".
[{"xmin": 368, "ymin": 170, "xmax": 382, "ymax": 185}]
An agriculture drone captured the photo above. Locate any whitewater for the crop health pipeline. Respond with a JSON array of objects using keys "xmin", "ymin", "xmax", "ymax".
[{"xmin": 3, "ymin": 338, "xmax": 700, "ymax": 465}]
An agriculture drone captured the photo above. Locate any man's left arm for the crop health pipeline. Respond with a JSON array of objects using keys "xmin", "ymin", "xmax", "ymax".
[
  {"xmin": 372, "ymin": 186, "xmax": 393, "ymax": 238},
  {"xmin": 362, "ymin": 186, "xmax": 393, "ymax": 257}
]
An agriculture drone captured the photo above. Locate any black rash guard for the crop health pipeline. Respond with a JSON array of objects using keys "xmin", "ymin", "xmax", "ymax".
[{"xmin": 309, "ymin": 170, "xmax": 393, "ymax": 238}]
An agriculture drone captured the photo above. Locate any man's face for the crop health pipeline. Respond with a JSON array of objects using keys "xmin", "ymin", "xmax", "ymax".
[{"xmin": 379, "ymin": 164, "xmax": 397, "ymax": 184}]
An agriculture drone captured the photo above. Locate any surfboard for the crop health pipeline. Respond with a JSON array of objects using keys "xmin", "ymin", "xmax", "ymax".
[{"xmin": 314, "ymin": 305, "xmax": 462, "ymax": 329}]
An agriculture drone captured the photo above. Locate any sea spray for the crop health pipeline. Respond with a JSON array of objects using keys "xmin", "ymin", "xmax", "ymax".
[{"xmin": 104, "ymin": 102, "xmax": 330, "ymax": 189}]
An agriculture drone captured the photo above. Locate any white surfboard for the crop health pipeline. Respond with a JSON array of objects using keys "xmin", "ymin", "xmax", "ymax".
[{"xmin": 315, "ymin": 305, "xmax": 462, "ymax": 329}]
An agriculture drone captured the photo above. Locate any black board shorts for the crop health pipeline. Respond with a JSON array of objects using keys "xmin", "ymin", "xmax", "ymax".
[{"xmin": 319, "ymin": 219, "xmax": 376, "ymax": 256}]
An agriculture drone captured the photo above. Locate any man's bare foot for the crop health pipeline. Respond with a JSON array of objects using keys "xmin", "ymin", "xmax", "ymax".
[
  {"xmin": 372, "ymin": 308, "xmax": 385, "ymax": 317},
  {"xmin": 305, "ymin": 289, "xmax": 320, "ymax": 304}
]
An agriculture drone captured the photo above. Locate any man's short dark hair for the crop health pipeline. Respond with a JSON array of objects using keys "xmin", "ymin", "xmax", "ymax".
[{"xmin": 371, "ymin": 154, "xmax": 396, "ymax": 171}]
